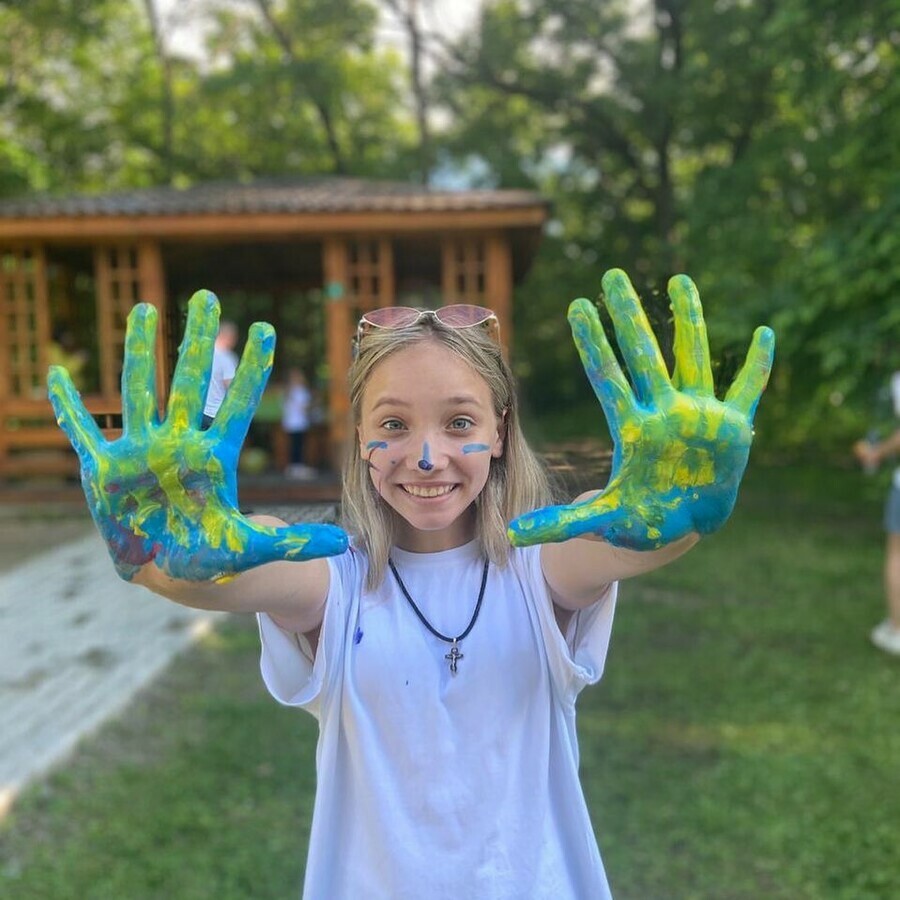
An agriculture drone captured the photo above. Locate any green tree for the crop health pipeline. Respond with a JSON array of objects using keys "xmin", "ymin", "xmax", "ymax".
[
  {"xmin": 175, "ymin": 0, "xmax": 416, "ymax": 181},
  {"xmin": 0, "ymin": 0, "xmax": 156, "ymax": 193},
  {"xmin": 433, "ymin": 0, "xmax": 899, "ymax": 448}
]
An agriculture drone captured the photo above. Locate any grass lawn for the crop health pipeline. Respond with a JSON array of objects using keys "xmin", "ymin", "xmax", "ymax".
[{"xmin": 1, "ymin": 462, "xmax": 899, "ymax": 898}]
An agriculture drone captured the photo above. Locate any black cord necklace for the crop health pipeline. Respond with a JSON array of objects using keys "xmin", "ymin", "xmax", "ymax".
[{"xmin": 388, "ymin": 557, "xmax": 489, "ymax": 675}]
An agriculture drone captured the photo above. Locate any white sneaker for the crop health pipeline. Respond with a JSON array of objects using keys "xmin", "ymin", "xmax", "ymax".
[{"xmin": 870, "ymin": 620, "xmax": 900, "ymax": 656}]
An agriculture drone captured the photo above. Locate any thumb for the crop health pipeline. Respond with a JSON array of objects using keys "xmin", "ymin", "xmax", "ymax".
[
  {"xmin": 508, "ymin": 496, "xmax": 617, "ymax": 547},
  {"xmin": 244, "ymin": 521, "xmax": 349, "ymax": 567}
]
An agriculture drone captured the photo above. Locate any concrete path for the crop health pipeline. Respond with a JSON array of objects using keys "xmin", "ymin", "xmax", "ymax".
[{"xmin": 0, "ymin": 503, "xmax": 338, "ymax": 818}]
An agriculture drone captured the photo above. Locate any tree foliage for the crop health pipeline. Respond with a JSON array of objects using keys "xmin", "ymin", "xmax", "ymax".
[
  {"xmin": 0, "ymin": 0, "xmax": 895, "ymax": 448},
  {"xmin": 432, "ymin": 0, "xmax": 900, "ymax": 448}
]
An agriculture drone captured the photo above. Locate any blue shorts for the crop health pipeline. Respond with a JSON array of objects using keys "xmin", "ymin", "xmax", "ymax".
[{"xmin": 886, "ymin": 483, "xmax": 900, "ymax": 534}]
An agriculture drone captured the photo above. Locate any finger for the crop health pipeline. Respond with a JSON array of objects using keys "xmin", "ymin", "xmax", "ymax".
[
  {"xmin": 508, "ymin": 499, "xmax": 609, "ymax": 547},
  {"xmin": 508, "ymin": 490, "xmax": 685, "ymax": 551},
  {"xmin": 121, "ymin": 303, "xmax": 159, "ymax": 437},
  {"xmin": 669, "ymin": 274, "xmax": 714, "ymax": 395},
  {"xmin": 48, "ymin": 366, "xmax": 105, "ymax": 466},
  {"xmin": 267, "ymin": 522, "xmax": 349, "ymax": 563},
  {"xmin": 724, "ymin": 326, "xmax": 775, "ymax": 421},
  {"xmin": 164, "ymin": 521, "xmax": 349, "ymax": 580},
  {"xmin": 600, "ymin": 268, "xmax": 671, "ymax": 404},
  {"xmin": 567, "ymin": 298, "xmax": 635, "ymax": 440},
  {"xmin": 212, "ymin": 321, "xmax": 276, "ymax": 456},
  {"xmin": 167, "ymin": 290, "xmax": 220, "ymax": 429}
]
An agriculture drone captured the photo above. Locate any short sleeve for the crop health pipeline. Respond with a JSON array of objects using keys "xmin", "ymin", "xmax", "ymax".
[
  {"xmin": 256, "ymin": 550, "xmax": 358, "ymax": 717},
  {"xmin": 516, "ymin": 545, "xmax": 618, "ymax": 704}
]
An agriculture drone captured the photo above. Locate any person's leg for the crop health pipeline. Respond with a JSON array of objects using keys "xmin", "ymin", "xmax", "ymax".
[
  {"xmin": 886, "ymin": 532, "xmax": 900, "ymax": 629},
  {"xmin": 295, "ymin": 430, "xmax": 306, "ymax": 466},
  {"xmin": 871, "ymin": 486, "xmax": 900, "ymax": 653},
  {"xmin": 289, "ymin": 431, "xmax": 302, "ymax": 465}
]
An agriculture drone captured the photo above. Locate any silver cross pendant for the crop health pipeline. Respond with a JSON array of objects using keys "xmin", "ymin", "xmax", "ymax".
[{"xmin": 445, "ymin": 642, "xmax": 464, "ymax": 674}]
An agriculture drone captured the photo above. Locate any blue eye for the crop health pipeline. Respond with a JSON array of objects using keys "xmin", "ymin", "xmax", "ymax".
[
  {"xmin": 449, "ymin": 418, "xmax": 474, "ymax": 431},
  {"xmin": 382, "ymin": 419, "xmax": 405, "ymax": 431}
]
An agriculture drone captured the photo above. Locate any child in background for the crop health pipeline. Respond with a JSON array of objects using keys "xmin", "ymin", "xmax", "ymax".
[
  {"xmin": 853, "ymin": 370, "xmax": 900, "ymax": 655},
  {"xmin": 281, "ymin": 366, "xmax": 314, "ymax": 480},
  {"xmin": 47, "ymin": 269, "xmax": 773, "ymax": 899},
  {"xmin": 202, "ymin": 320, "xmax": 238, "ymax": 429}
]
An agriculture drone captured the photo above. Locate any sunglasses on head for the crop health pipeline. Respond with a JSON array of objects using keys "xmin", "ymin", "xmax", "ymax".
[{"xmin": 354, "ymin": 304, "xmax": 500, "ymax": 349}]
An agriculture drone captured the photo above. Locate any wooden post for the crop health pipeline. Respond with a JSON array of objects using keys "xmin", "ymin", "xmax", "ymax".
[
  {"xmin": 323, "ymin": 238, "xmax": 350, "ymax": 468},
  {"xmin": 377, "ymin": 237, "xmax": 395, "ymax": 309},
  {"xmin": 485, "ymin": 232, "xmax": 513, "ymax": 353},
  {"xmin": 137, "ymin": 240, "xmax": 169, "ymax": 408}
]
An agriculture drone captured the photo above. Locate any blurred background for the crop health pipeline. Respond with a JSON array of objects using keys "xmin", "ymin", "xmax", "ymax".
[
  {"xmin": 0, "ymin": 0, "xmax": 895, "ymax": 453},
  {"xmin": 0, "ymin": 2, "xmax": 898, "ymax": 898}
]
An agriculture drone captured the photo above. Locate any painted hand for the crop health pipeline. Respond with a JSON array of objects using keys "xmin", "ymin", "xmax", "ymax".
[
  {"xmin": 509, "ymin": 268, "xmax": 775, "ymax": 550},
  {"xmin": 48, "ymin": 291, "xmax": 348, "ymax": 581}
]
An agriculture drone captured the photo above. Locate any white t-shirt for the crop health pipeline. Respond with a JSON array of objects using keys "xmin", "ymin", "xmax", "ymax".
[
  {"xmin": 257, "ymin": 540, "xmax": 618, "ymax": 899},
  {"xmin": 203, "ymin": 346, "xmax": 238, "ymax": 418},
  {"xmin": 282, "ymin": 384, "xmax": 312, "ymax": 433}
]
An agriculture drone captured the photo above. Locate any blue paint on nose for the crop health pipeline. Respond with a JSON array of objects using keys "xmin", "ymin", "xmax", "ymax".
[{"xmin": 418, "ymin": 441, "xmax": 434, "ymax": 471}]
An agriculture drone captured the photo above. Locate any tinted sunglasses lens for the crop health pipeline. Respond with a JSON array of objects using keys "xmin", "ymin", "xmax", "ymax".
[
  {"xmin": 361, "ymin": 307, "xmax": 421, "ymax": 328},
  {"xmin": 434, "ymin": 305, "xmax": 494, "ymax": 327}
]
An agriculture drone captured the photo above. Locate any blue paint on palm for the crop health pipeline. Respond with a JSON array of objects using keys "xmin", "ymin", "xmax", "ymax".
[{"xmin": 49, "ymin": 291, "xmax": 348, "ymax": 582}]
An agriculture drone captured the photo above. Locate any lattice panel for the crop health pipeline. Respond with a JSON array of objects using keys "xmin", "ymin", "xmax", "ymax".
[
  {"xmin": 0, "ymin": 246, "xmax": 49, "ymax": 399},
  {"xmin": 347, "ymin": 239, "xmax": 393, "ymax": 315},
  {"xmin": 442, "ymin": 238, "xmax": 487, "ymax": 305},
  {"xmin": 95, "ymin": 244, "xmax": 142, "ymax": 397}
]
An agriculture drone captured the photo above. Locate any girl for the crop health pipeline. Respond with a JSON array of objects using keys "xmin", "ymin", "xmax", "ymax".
[
  {"xmin": 281, "ymin": 366, "xmax": 314, "ymax": 479},
  {"xmin": 48, "ymin": 268, "xmax": 774, "ymax": 899}
]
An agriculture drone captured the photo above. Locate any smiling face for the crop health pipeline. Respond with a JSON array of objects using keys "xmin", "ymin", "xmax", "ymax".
[{"xmin": 358, "ymin": 339, "xmax": 504, "ymax": 553}]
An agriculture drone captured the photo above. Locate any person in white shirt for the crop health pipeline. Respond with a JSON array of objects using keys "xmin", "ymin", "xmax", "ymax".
[
  {"xmin": 854, "ymin": 370, "xmax": 900, "ymax": 655},
  {"xmin": 48, "ymin": 272, "xmax": 774, "ymax": 898},
  {"xmin": 202, "ymin": 320, "xmax": 239, "ymax": 429},
  {"xmin": 282, "ymin": 367, "xmax": 314, "ymax": 479}
]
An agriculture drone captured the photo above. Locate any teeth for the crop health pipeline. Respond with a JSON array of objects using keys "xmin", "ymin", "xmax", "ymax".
[{"xmin": 403, "ymin": 484, "xmax": 454, "ymax": 498}]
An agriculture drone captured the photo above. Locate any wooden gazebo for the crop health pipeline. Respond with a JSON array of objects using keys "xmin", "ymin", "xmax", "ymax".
[{"xmin": 0, "ymin": 178, "xmax": 547, "ymax": 480}]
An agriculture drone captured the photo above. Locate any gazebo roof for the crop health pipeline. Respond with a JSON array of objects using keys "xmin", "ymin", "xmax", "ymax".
[{"xmin": 0, "ymin": 178, "xmax": 548, "ymax": 219}]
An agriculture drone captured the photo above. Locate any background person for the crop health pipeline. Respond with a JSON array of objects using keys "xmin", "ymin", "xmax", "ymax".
[
  {"xmin": 202, "ymin": 320, "xmax": 238, "ymax": 429},
  {"xmin": 281, "ymin": 366, "xmax": 314, "ymax": 479},
  {"xmin": 854, "ymin": 370, "xmax": 900, "ymax": 655}
]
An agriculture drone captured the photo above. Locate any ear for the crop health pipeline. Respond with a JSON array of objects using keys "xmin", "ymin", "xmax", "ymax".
[{"xmin": 492, "ymin": 408, "xmax": 508, "ymax": 459}]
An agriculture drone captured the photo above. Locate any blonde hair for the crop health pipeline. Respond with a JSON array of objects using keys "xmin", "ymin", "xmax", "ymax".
[{"xmin": 341, "ymin": 319, "xmax": 553, "ymax": 589}]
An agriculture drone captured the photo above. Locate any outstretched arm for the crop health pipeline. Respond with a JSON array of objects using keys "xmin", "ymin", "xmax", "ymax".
[
  {"xmin": 48, "ymin": 290, "xmax": 347, "ymax": 622},
  {"xmin": 509, "ymin": 268, "xmax": 775, "ymax": 609},
  {"xmin": 854, "ymin": 431, "xmax": 900, "ymax": 469}
]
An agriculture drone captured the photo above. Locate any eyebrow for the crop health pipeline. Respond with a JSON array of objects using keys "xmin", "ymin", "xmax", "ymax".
[
  {"xmin": 371, "ymin": 396, "xmax": 410, "ymax": 411},
  {"xmin": 370, "ymin": 394, "xmax": 485, "ymax": 411}
]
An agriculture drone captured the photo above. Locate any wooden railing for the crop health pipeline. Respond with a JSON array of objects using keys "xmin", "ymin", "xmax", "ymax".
[{"xmin": 0, "ymin": 396, "xmax": 122, "ymax": 478}]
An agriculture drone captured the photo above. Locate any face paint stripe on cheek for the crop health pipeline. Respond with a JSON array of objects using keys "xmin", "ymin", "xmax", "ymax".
[
  {"xmin": 462, "ymin": 443, "xmax": 490, "ymax": 454},
  {"xmin": 364, "ymin": 440, "xmax": 388, "ymax": 472}
]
